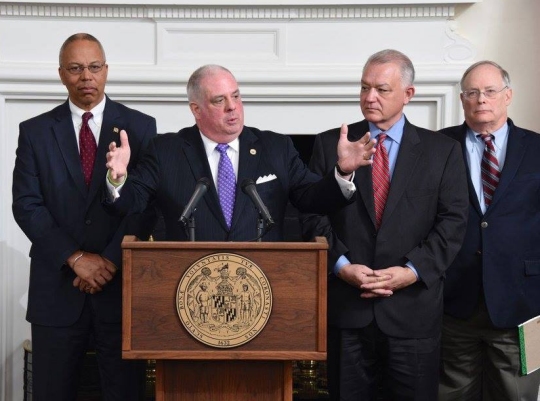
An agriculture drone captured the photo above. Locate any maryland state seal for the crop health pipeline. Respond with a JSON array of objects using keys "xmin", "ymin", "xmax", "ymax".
[{"xmin": 176, "ymin": 253, "xmax": 273, "ymax": 348}]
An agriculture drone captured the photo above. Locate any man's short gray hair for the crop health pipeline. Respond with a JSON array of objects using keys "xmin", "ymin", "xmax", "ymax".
[
  {"xmin": 460, "ymin": 60, "xmax": 511, "ymax": 90},
  {"xmin": 187, "ymin": 65, "xmax": 235, "ymax": 103},
  {"xmin": 364, "ymin": 49, "xmax": 415, "ymax": 87},
  {"xmin": 59, "ymin": 33, "xmax": 106, "ymax": 66}
]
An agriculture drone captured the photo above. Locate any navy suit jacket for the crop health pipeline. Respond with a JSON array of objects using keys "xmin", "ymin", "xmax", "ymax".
[
  {"xmin": 12, "ymin": 97, "xmax": 156, "ymax": 326},
  {"xmin": 441, "ymin": 119, "xmax": 540, "ymax": 328},
  {"xmin": 302, "ymin": 119, "xmax": 469, "ymax": 338},
  {"xmin": 108, "ymin": 124, "xmax": 353, "ymax": 242}
]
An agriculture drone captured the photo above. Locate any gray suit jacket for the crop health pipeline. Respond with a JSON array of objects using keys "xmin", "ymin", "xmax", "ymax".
[{"xmin": 302, "ymin": 118, "xmax": 469, "ymax": 338}]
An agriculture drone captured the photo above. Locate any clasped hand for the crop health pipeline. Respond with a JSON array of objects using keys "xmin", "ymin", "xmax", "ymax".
[
  {"xmin": 337, "ymin": 264, "xmax": 417, "ymax": 298},
  {"xmin": 71, "ymin": 253, "xmax": 118, "ymax": 294}
]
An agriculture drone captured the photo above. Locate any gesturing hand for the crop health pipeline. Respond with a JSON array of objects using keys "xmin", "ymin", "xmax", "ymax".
[
  {"xmin": 106, "ymin": 129, "xmax": 131, "ymax": 184},
  {"xmin": 336, "ymin": 124, "xmax": 377, "ymax": 175}
]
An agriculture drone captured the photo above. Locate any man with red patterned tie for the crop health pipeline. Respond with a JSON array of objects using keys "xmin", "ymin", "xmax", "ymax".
[
  {"xmin": 301, "ymin": 49, "xmax": 469, "ymax": 401},
  {"xmin": 439, "ymin": 61, "xmax": 540, "ymax": 401},
  {"xmin": 12, "ymin": 33, "xmax": 156, "ymax": 400}
]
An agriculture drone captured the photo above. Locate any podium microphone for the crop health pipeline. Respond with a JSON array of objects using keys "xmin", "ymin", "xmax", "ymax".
[
  {"xmin": 179, "ymin": 177, "xmax": 211, "ymax": 225},
  {"xmin": 241, "ymin": 179, "xmax": 275, "ymax": 228}
]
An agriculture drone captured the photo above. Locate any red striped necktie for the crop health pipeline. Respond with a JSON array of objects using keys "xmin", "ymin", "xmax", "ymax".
[
  {"xmin": 372, "ymin": 133, "xmax": 390, "ymax": 229},
  {"xmin": 479, "ymin": 134, "xmax": 500, "ymax": 208}
]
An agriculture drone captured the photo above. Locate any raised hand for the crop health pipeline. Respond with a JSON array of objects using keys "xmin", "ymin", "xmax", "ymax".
[
  {"xmin": 106, "ymin": 129, "xmax": 130, "ymax": 183},
  {"xmin": 336, "ymin": 124, "xmax": 377, "ymax": 175}
]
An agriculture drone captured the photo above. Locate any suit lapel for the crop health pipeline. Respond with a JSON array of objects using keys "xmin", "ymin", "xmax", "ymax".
[
  {"xmin": 486, "ymin": 122, "xmax": 526, "ymax": 214},
  {"xmin": 52, "ymin": 101, "xmax": 88, "ymax": 196},
  {"xmin": 350, "ymin": 121, "xmax": 377, "ymax": 227},
  {"xmin": 87, "ymin": 97, "xmax": 121, "ymax": 204},
  {"xmin": 232, "ymin": 127, "xmax": 262, "ymax": 229},
  {"xmin": 181, "ymin": 127, "xmax": 226, "ymax": 229},
  {"xmin": 457, "ymin": 124, "xmax": 483, "ymax": 216},
  {"xmin": 380, "ymin": 122, "xmax": 421, "ymax": 228}
]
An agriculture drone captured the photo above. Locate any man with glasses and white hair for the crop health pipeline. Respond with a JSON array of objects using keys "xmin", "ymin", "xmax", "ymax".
[
  {"xmin": 439, "ymin": 60, "xmax": 540, "ymax": 400},
  {"xmin": 12, "ymin": 33, "xmax": 156, "ymax": 400}
]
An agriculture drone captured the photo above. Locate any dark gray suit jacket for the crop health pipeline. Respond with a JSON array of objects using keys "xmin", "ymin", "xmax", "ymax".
[
  {"xmin": 302, "ymin": 118, "xmax": 469, "ymax": 338},
  {"xmin": 12, "ymin": 97, "xmax": 157, "ymax": 326}
]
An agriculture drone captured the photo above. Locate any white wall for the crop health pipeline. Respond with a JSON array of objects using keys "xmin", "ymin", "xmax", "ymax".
[
  {"xmin": 455, "ymin": 0, "xmax": 540, "ymax": 132},
  {"xmin": 1, "ymin": 0, "xmax": 538, "ymax": 399}
]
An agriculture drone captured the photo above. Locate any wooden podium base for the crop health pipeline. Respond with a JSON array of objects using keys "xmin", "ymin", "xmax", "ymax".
[{"xmin": 156, "ymin": 360, "xmax": 293, "ymax": 401}]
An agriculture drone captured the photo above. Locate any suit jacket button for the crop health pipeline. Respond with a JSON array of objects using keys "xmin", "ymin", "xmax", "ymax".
[
  {"xmin": 476, "ymin": 250, "xmax": 482, "ymax": 255},
  {"xmin": 481, "ymin": 221, "xmax": 488, "ymax": 228},
  {"xmin": 85, "ymin": 219, "xmax": 92, "ymax": 225}
]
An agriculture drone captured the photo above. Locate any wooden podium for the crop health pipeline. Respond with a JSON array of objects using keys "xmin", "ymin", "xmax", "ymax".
[{"xmin": 121, "ymin": 236, "xmax": 328, "ymax": 401}]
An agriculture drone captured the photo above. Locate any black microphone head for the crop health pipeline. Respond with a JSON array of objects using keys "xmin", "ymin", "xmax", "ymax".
[
  {"xmin": 198, "ymin": 177, "xmax": 211, "ymax": 188},
  {"xmin": 241, "ymin": 178, "xmax": 256, "ymax": 193}
]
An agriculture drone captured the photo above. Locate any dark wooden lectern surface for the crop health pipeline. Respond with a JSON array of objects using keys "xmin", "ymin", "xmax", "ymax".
[{"xmin": 122, "ymin": 236, "xmax": 328, "ymax": 401}]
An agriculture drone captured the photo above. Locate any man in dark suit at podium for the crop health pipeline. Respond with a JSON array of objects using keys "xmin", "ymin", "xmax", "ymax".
[
  {"xmin": 12, "ymin": 33, "xmax": 156, "ymax": 400},
  {"xmin": 438, "ymin": 60, "xmax": 540, "ymax": 401},
  {"xmin": 104, "ymin": 64, "xmax": 377, "ymax": 241}
]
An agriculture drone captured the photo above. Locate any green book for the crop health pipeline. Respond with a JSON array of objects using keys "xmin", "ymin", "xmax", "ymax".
[{"xmin": 518, "ymin": 315, "xmax": 540, "ymax": 375}]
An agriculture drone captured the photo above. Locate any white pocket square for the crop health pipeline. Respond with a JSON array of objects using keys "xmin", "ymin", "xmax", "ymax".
[{"xmin": 256, "ymin": 174, "xmax": 277, "ymax": 184}]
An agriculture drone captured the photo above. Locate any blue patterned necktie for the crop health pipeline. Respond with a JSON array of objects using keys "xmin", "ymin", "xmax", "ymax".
[{"xmin": 216, "ymin": 144, "xmax": 236, "ymax": 228}]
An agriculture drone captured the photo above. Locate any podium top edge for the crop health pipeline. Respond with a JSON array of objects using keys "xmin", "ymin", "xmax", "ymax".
[{"xmin": 121, "ymin": 235, "xmax": 328, "ymax": 250}]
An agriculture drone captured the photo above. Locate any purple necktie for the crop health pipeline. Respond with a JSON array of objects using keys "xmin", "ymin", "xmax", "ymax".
[
  {"xmin": 79, "ymin": 112, "xmax": 97, "ymax": 187},
  {"xmin": 216, "ymin": 144, "xmax": 236, "ymax": 228}
]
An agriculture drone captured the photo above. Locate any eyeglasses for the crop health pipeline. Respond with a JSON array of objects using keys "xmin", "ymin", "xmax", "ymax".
[
  {"xmin": 462, "ymin": 86, "xmax": 508, "ymax": 100},
  {"xmin": 62, "ymin": 62, "xmax": 106, "ymax": 75}
]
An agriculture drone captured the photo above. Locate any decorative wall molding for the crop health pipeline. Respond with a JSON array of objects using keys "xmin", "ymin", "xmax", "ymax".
[
  {"xmin": 444, "ymin": 21, "xmax": 476, "ymax": 63},
  {"xmin": 0, "ymin": 2, "xmax": 470, "ymax": 20}
]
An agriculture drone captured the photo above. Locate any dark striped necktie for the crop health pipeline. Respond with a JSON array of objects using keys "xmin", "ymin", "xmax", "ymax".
[{"xmin": 479, "ymin": 134, "xmax": 500, "ymax": 208}]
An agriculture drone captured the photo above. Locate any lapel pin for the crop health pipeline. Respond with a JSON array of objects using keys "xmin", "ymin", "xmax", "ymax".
[
  {"xmin": 250, "ymin": 149, "xmax": 257, "ymax": 155},
  {"xmin": 113, "ymin": 127, "xmax": 119, "ymax": 133}
]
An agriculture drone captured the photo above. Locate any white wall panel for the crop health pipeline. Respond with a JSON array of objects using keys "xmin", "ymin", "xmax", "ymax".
[
  {"xmin": 0, "ymin": 19, "xmax": 156, "ymax": 65},
  {"xmin": 157, "ymin": 23, "xmax": 285, "ymax": 65}
]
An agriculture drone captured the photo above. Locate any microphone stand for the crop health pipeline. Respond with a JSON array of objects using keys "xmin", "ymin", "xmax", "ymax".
[
  {"xmin": 256, "ymin": 214, "xmax": 265, "ymax": 242},
  {"xmin": 186, "ymin": 215, "xmax": 196, "ymax": 242}
]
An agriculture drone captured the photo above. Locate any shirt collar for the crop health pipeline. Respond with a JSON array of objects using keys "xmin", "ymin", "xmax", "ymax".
[
  {"xmin": 467, "ymin": 122, "xmax": 509, "ymax": 146},
  {"xmin": 199, "ymin": 132, "xmax": 240, "ymax": 156},
  {"xmin": 367, "ymin": 114, "xmax": 405, "ymax": 144},
  {"xmin": 68, "ymin": 96, "xmax": 106, "ymax": 126}
]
